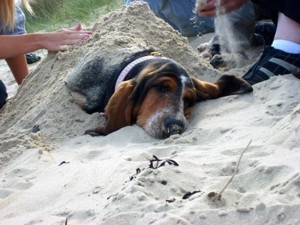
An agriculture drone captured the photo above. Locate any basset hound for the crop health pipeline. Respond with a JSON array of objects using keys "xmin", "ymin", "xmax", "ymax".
[{"xmin": 66, "ymin": 49, "xmax": 252, "ymax": 139}]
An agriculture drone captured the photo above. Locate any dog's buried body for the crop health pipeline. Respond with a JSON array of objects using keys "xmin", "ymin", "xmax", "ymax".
[{"xmin": 65, "ymin": 49, "xmax": 252, "ymax": 139}]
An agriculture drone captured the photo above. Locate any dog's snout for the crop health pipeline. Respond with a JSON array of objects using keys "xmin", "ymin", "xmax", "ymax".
[{"xmin": 164, "ymin": 117, "xmax": 184, "ymax": 136}]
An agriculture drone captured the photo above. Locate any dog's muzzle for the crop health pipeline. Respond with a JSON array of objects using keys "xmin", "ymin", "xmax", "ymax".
[{"xmin": 164, "ymin": 117, "xmax": 184, "ymax": 136}]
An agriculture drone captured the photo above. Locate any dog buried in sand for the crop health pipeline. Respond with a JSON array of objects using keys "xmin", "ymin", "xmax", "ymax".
[
  {"xmin": 65, "ymin": 4, "xmax": 253, "ymax": 139},
  {"xmin": 0, "ymin": 2, "xmax": 252, "ymax": 141},
  {"xmin": 66, "ymin": 49, "xmax": 252, "ymax": 139}
]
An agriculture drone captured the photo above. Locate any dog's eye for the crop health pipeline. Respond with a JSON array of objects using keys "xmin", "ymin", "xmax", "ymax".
[
  {"xmin": 154, "ymin": 83, "xmax": 170, "ymax": 93},
  {"xmin": 183, "ymin": 97, "xmax": 195, "ymax": 107}
]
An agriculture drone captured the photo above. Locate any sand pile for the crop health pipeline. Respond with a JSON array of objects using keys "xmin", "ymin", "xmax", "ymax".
[
  {"xmin": 0, "ymin": 2, "xmax": 299, "ymax": 225},
  {"xmin": 0, "ymin": 2, "xmax": 218, "ymax": 167}
]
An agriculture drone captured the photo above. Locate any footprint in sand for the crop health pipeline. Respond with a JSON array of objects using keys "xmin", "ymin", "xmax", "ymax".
[
  {"xmin": 1, "ymin": 168, "xmax": 36, "ymax": 193},
  {"xmin": 0, "ymin": 189, "xmax": 14, "ymax": 199}
]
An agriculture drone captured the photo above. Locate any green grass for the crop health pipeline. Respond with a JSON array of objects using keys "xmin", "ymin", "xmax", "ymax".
[{"xmin": 24, "ymin": 0, "xmax": 123, "ymax": 32}]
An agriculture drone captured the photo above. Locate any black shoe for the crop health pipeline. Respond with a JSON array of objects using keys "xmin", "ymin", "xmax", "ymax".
[
  {"xmin": 26, "ymin": 53, "xmax": 41, "ymax": 64},
  {"xmin": 252, "ymin": 21, "xmax": 276, "ymax": 46},
  {"xmin": 242, "ymin": 46, "xmax": 300, "ymax": 85},
  {"xmin": 0, "ymin": 80, "xmax": 8, "ymax": 109},
  {"xmin": 252, "ymin": 33, "xmax": 265, "ymax": 47}
]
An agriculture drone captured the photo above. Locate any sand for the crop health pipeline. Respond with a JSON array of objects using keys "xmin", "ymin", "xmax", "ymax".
[{"xmin": 0, "ymin": 2, "xmax": 300, "ymax": 225}]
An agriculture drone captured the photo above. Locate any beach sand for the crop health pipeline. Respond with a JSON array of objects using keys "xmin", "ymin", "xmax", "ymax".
[{"xmin": 0, "ymin": 2, "xmax": 299, "ymax": 225}]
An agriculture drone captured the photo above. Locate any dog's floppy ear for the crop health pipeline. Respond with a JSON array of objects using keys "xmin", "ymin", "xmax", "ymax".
[
  {"xmin": 192, "ymin": 75, "xmax": 253, "ymax": 102},
  {"xmin": 85, "ymin": 80, "xmax": 136, "ymax": 136},
  {"xmin": 215, "ymin": 74, "xmax": 253, "ymax": 96},
  {"xmin": 191, "ymin": 77, "xmax": 221, "ymax": 101}
]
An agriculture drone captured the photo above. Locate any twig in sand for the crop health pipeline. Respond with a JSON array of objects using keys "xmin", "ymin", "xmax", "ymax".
[
  {"xmin": 182, "ymin": 190, "xmax": 202, "ymax": 199},
  {"xmin": 209, "ymin": 140, "xmax": 252, "ymax": 202},
  {"xmin": 149, "ymin": 155, "xmax": 179, "ymax": 169}
]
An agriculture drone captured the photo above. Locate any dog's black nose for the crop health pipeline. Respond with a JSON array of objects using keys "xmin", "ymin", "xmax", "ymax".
[{"xmin": 164, "ymin": 117, "xmax": 184, "ymax": 136}]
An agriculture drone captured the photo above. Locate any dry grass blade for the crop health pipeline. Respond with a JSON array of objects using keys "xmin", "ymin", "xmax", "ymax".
[{"xmin": 211, "ymin": 139, "xmax": 252, "ymax": 202}]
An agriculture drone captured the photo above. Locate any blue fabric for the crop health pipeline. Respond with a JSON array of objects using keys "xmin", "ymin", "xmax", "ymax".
[
  {"xmin": 124, "ymin": 0, "xmax": 214, "ymax": 36},
  {"xmin": 0, "ymin": 6, "xmax": 26, "ymax": 35}
]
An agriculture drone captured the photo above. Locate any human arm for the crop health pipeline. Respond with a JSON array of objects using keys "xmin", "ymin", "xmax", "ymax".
[
  {"xmin": 0, "ymin": 23, "xmax": 92, "ymax": 59},
  {"xmin": 198, "ymin": 0, "xmax": 247, "ymax": 16}
]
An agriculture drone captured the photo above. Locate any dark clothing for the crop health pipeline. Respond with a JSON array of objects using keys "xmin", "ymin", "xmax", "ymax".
[
  {"xmin": 0, "ymin": 80, "xmax": 8, "ymax": 109},
  {"xmin": 251, "ymin": 0, "xmax": 300, "ymax": 24}
]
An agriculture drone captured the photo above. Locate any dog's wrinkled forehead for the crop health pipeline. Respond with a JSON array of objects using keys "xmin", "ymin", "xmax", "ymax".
[
  {"xmin": 172, "ymin": 61, "xmax": 194, "ymax": 88},
  {"xmin": 179, "ymin": 72, "xmax": 194, "ymax": 87},
  {"xmin": 130, "ymin": 59, "xmax": 194, "ymax": 105},
  {"xmin": 142, "ymin": 58, "xmax": 194, "ymax": 86}
]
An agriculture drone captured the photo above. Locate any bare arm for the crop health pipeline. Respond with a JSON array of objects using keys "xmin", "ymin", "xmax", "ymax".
[
  {"xmin": 0, "ymin": 23, "xmax": 92, "ymax": 59},
  {"xmin": 0, "ymin": 33, "xmax": 45, "ymax": 59}
]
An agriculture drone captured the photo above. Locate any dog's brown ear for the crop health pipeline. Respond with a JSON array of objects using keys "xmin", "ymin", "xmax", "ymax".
[
  {"xmin": 85, "ymin": 80, "xmax": 136, "ymax": 136},
  {"xmin": 215, "ymin": 74, "xmax": 253, "ymax": 96},
  {"xmin": 191, "ymin": 77, "xmax": 221, "ymax": 101},
  {"xmin": 192, "ymin": 75, "xmax": 253, "ymax": 102}
]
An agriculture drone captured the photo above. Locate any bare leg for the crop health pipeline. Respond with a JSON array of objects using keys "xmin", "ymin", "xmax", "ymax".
[
  {"xmin": 242, "ymin": 12, "xmax": 300, "ymax": 84},
  {"xmin": 5, "ymin": 54, "xmax": 29, "ymax": 85},
  {"xmin": 274, "ymin": 12, "xmax": 300, "ymax": 43}
]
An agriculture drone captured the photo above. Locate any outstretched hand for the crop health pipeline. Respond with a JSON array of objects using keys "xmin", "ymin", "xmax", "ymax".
[{"xmin": 43, "ymin": 23, "xmax": 93, "ymax": 52}]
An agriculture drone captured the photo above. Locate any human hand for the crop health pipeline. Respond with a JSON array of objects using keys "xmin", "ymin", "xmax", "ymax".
[
  {"xmin": 42, "ymin": 23, "xmax": 93, "ymax": 52},
  {"xmin": 198, "ymin": 0, "xmax": 247, "ymax": 16}
]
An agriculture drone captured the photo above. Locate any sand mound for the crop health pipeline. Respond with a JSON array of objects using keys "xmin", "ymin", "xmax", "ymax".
[
  {"xmin": 0, "ymin": 2, "xmax": 299, "ymax": 225},
  {"xmin": 0, "ymin": 2, "xmax": 218, "ymax": 166}
]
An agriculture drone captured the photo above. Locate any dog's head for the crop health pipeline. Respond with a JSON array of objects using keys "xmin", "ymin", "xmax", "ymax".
[{"xmin": 88, "ymin": 58, "xmax": 252, "ymax": 138}]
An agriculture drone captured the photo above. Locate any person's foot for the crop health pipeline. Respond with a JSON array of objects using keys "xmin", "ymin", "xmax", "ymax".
[
  {"xmin": 0, "ymin": 80, "xmax": 8, "ymax": 109},
  {"xmin": 242, "ymin": 46, "xmax": 300, "ymax": 85},
  {"xmin": 26, "ymin": 53, "xmax": 41, "ymax": 64}
]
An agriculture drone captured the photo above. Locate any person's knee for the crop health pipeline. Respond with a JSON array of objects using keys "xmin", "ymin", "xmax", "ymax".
[{"xmin": 0, "ymin": 80, "xmax": 8, "ymax": 109}]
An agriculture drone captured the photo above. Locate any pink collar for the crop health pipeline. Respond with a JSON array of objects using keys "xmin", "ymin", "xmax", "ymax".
[{"xmin": 115, "ymin": 55, "xmax": 161, "ymax": 90}]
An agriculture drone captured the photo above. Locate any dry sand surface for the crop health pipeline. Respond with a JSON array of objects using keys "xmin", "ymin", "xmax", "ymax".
[{"xmin": 0, "ymin": 2, "xmax": 300, "ymax": 225}]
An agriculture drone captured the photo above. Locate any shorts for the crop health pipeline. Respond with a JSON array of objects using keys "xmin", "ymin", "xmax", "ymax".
[
  {"xmin": 0, "ymin": 80, "xmax": 8, "ymax": 109},
  {"xmin": 0, "ymin": 6, "xmax": 26, "ymax": 35},
  {"xmin": 251, "ymin": 0, "xmax": 300, "ymax": 24}
]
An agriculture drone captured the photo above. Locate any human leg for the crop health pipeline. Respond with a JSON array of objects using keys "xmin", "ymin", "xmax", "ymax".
[
  {"xmin": 272, "ymin": 13, "xmax": 300, "ymax": 52},
  {"xmin": 5, "ymin": 54, "xmax": 29, "ymax": 85},
  {"xmin": 242, "ymin": 1, "xmax": 300, "ymax": 85},
  {"xmin": 1, "ymin": 5, "xmax": 30, "ymax": 85}
]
